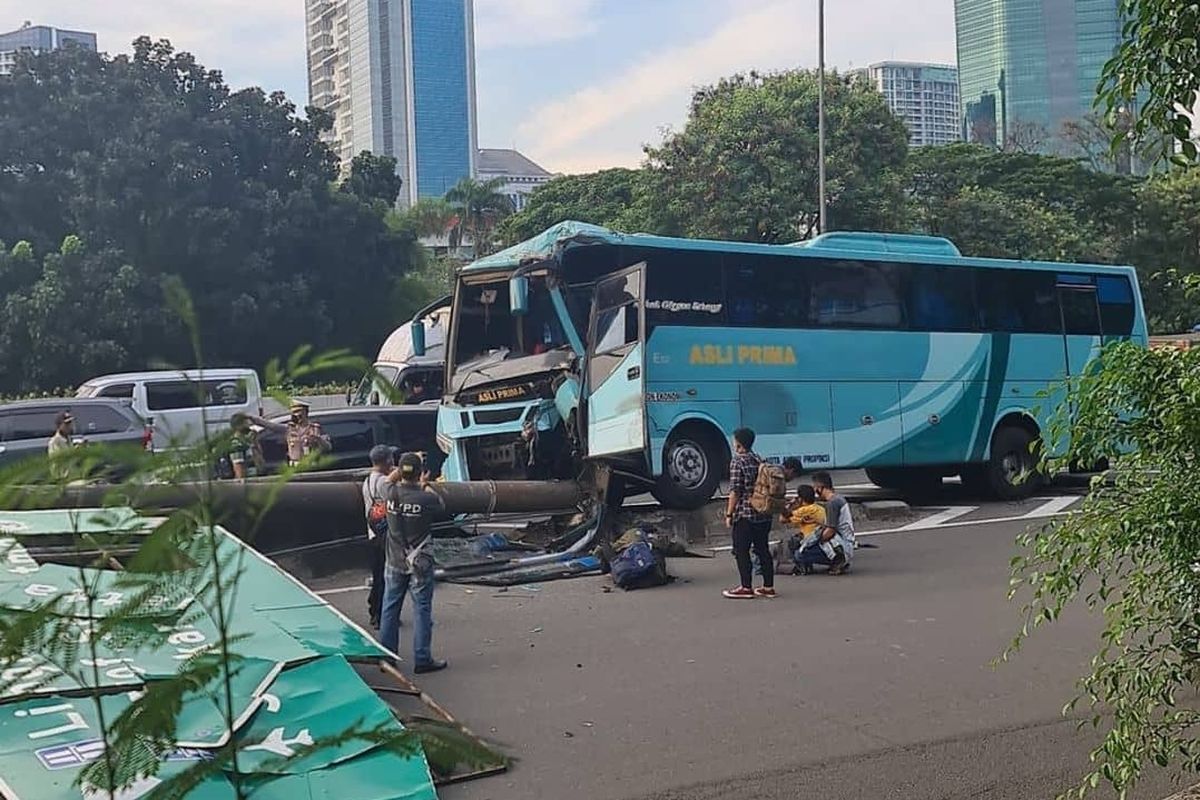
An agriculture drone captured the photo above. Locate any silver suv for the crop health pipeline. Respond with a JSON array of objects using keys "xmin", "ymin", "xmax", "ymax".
[{"xmin": 0, "ymin": 398, "xmax": 150, "ymax": 468}]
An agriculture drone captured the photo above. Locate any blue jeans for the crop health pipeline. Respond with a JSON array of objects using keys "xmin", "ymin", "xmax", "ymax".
[
  {"xmin": 378, "ymin": 559, "xmax": 435, "ymax": 667},
  {"xmin": 797, "ymin": 543, "xmax": 836, "ymax": 569}
]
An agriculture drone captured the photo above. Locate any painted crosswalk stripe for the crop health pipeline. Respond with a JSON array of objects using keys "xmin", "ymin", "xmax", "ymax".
[
  {"xmin": 1022, "ymin": 496, "xmax": 1080, "ymax": 518},
  {"xmin": 896, "ymin": 506, "xmax": 977, "ymax": 530}
]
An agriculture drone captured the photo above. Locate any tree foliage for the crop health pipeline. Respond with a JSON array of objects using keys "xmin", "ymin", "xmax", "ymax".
[
  {"xmin": 445, "ymin": 177, "xmax": 514, "ymax": 256},
  {"xmin": 1006, "ymin": 330, "xmax": 1200, "ymax": 797},
  {"xmin": 0, "ymin": 237, "xmax": 167, "ymax": 393},
  {"xmin": 501, "ymin": 168, "xmax": 663, "ymax": 242},
  {"xmin": 0, "ymin": 38, "xmax": 422, "ymax": 393},
  {"xmin": 906, "ymin": 144, "xmax": 1139, "ymax": 264},
  {"xmin": 1099, "ymin": 0, "xmax": 1200, "ymax": 164},
  {"xmin": 646, "ymin": 70, "xmax": 909, "ymax": 242},
  {"xmin": 342, "ymin": 151, "xmax": 405, "ymax": 207}
]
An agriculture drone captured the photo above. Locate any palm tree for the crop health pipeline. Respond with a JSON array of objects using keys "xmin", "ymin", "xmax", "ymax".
[
  {"xmin": 445, "ymin": 177, "xmax": 515, "ymax": 256},
  {"xmin": 404, "ymin": 197, "xmax": 460, "ymax": 246}
]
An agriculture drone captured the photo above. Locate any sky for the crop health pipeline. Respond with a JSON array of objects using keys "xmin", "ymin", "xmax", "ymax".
[{"xmin": 2, "ymin": 0, "xmax": 957, "ymax": 174}]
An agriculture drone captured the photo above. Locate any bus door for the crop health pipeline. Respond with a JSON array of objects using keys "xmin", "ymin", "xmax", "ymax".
[
  {"xmin": 583, "ymin": 264, "xmax": 647, "ymax": 458},
  {"xmin": 1057, "ymin": 276, "xmax": 1103, "ymax": 376}
]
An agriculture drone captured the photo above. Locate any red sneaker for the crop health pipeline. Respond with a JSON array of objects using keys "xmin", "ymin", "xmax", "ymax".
[
  {"xmin": 753, "ymin": 587, "xmax": 777, "ymax": 598},
  {"xmin": 722, "ymin": 586, "xmax": 755, "ymax": 599}
]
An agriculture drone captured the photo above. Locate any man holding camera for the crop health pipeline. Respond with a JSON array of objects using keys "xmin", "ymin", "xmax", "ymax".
[{"xmin": 378, "ymin": 451, "xmax": 447, "ymax": 674}]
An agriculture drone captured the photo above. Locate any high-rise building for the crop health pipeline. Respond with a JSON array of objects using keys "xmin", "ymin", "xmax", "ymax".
[
  {"xmin": 305, "ymin": 0, "xmax": 477, "ymax": 206},
  {"xmin": 955, "ymin": 0, "xmax": 1121, "ymax": 154},
  {"xmin": 0, "ymin": 22, "xmax": 97, "ymax": 76},
  {"xmin": 864, "ymin": 62, "xmax": 961, "ymax": 147}
]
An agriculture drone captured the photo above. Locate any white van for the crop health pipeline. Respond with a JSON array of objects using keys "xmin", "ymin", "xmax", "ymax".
[{"xmin": 77, "ymin": 369, "xmax": 263, "ymax": 450}]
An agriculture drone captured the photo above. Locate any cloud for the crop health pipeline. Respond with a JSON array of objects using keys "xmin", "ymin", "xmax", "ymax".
[
  {"xmin": 516, "ymin": 0, "xmax": 807, "ymax": 166},
  {"xmin": 1, "ymin": 0, "xmax": 307, "ymax": 98},
  {"xmin": 474, "ymin": 0, "xmax": 601, "ymax": 49}
]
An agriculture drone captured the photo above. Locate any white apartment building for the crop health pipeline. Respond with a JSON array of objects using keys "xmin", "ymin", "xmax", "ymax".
[{"xmin": 866, "ymin": 61, "xmax": 962, "ymax": 147}]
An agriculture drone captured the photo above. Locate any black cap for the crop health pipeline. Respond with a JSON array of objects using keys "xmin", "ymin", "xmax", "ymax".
[
  {"xmin": 56, "ymin": 411, "xmax": 75, "ymax": 426},
  {"xmin": 397, "ymin": 451, "xmax": 423, "ymax": 479}
]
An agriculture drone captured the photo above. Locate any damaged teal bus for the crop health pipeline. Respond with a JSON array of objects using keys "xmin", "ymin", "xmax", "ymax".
[{"xmin": 424, "ymin": 222, "xmax": 1146, "ymax": 509}]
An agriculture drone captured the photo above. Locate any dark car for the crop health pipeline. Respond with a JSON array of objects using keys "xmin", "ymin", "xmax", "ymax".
[
  {"xmin": 0, "ymin": 398, "xmax": 151, "ymax": 468},
  {"xmin": 258, "ymin": 405, "xmax": 441, "ymax": 474}
]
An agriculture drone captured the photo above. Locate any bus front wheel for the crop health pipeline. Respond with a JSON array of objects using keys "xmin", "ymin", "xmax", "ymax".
[
  {"xmin": 980, "ymin": 425, "xmax": 1044, "ymax": 501},
  {"xmin": 651, "ymin": 427, "xmax": 725, "ymax": 510}
]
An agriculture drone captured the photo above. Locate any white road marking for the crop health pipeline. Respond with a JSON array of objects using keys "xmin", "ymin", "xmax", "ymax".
[
  {"xmin": 1021, "ymin": 496, "xmax": 1080, "ymax": 518},
  {"xmin": 316, "ymin": 585, "xmax": 369, "ymax": 597},
  {"xmin": 858, "ymin": 506, "xmax": 1073, "ymax": 538},
  {"xmin": 896, "ymin": 506, "xmax": 977, "ymax": 530}
]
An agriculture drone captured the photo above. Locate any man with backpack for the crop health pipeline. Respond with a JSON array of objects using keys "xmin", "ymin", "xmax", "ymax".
[
  {"xmin": 723, "ymin": 427, "xmax": 786, "ymax": 599},
  {"xmin": 363, "ymin": 445, "xmax": 394, "ymax": 629}
]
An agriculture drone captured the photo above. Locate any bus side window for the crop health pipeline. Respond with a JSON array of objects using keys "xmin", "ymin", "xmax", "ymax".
[
  {"xmin": 908, "ymin": 266, "xmax": 976, "ymax": 332},
  {"xmin": 811, "ymin": 260, "xmax": 904, "ymax": 329},
  {"xmin": 1096, "ymin": 275, "xmax": 1135, "ymax": 336},
  {"xmin": 977, "ymin": 270, "xmax": 1059, "ymax": 333},
  {"xmin": 644, "ymin": 252, "xmax": 725, "ymax": 331},
  {"xmin": 595, "ymin": 306, "xmax": 638, "ymax": 353},
  {"xmin": 723, "ymin": 255, "xmax": 809, "ymax": 329}
]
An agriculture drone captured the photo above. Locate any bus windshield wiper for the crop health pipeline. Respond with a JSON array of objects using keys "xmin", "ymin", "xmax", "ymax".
[{"xmin": 452, "ymin": 349, "xmax": 510, "ymax": 393}]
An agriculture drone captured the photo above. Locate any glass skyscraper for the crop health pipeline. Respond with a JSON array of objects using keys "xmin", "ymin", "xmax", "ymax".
[
  {"xmin": 955, "ymin": 0, "xmax": 1121, "ymax": 154},
  {"xmin": 306, "ymin": 0, "xmax": 477, "ymax": 206}
]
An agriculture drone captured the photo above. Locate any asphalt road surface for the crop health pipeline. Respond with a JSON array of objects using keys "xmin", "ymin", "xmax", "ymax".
[{"xmin": 310, "ymin": 488, "xmax": 1184, "ymax": 800}]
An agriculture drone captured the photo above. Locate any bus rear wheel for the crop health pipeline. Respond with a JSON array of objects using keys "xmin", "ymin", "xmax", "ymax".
[
  {"xmin": 651, "ymin": 427, "xmax": 725, "ymax": 511},
  {"xmin": 980, "ymin": 425, "xmax": 1044, "ymax": 501}
]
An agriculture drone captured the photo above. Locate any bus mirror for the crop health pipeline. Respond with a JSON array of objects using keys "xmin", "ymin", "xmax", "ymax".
[
  {"xmin": 510, "ymin": 275, "xmax": 529, "ymax": 316},
  {"xmin": 411, "ymin": 319, "xmax": 427, "ymax": 357}
]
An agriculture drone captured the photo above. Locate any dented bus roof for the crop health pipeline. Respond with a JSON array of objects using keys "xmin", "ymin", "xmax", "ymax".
[{"xmin": 462, "ymin": 220, "xmax": 1136, "ymax": 276}]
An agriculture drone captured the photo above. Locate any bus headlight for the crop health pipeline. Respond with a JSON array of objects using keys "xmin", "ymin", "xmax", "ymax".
[{"xmin": 436, "ymin": 433, "xmax": 452, "ymax": 454}]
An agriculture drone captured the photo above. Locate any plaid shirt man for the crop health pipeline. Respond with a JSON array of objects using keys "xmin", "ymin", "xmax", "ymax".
[{"xmin": 729, "ymin": 450, "xmax": 770, "ymax": 523}]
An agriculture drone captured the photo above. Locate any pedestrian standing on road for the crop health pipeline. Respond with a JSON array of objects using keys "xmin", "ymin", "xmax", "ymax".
[
  {"xmin": 797, "ymin": 471, "xmax": 855, "ymax": 575},
  {"xmin": 252, "ymin": 400, "xmax": 331, "ymax": 466},
  {"xmin": 224, "ymin": 413, "xmax": 263, "ymax": 480},
  {"xmin": 363, "ymin": 445, "xmax": 394, "ymax": 629},
  {"xmin": 379, "ymin": 452, "xmax": 448, "ymax": 674},
  {"xmin": 723, "ymin": 427, "xmax": 776, "ymax": 599},
  {"xmin": 47, "ymin": 411, "xmax": 75, "ymax": 480}
]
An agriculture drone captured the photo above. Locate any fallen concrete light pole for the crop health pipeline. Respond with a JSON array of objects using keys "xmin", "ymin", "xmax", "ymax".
[{"xmin": 10, "ymin": 478, "xmax": 593, "ymax": 556}]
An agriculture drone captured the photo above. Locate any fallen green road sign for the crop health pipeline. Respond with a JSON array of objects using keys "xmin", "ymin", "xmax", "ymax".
[{"xmin": 0, "ymin": 508, "xmax": 438, "ymax": 799}]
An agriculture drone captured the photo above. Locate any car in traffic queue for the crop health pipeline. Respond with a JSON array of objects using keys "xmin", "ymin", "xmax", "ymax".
[
  {"xmin": 77, "ymin": 368, "xmax": 263, "ymax": 451},
  {"xmin": 0, "ymin": 397, "xmax": 152, "ymax": 469},
  {"xmin": 257, "ymin": 404, "xmax": 442, "ymax": 475}
]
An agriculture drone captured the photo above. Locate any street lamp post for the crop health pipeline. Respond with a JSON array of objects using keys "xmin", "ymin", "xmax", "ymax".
[{"xmin": 817, "ymin": 0, "xmax": 827, "ymax": 235}]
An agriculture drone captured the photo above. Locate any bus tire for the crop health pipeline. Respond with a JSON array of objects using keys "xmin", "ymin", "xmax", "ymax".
[
  {"xmin": 651, "ymin": 426, "xmax": 725, "ymax": 511},
  {"xmin": 984, "ymin": 425, "xmax": 1044, "ymax": 501}
]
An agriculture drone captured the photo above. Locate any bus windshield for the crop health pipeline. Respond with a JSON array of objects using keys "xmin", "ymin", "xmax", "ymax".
[{"xmin": 450, "ymin": 276, "xmax": 576, "ymax": 384}]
